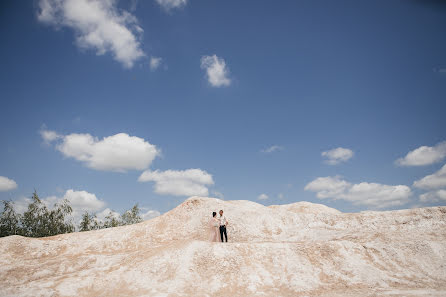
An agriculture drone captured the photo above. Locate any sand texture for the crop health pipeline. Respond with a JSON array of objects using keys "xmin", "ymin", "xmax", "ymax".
[{"xmin": 1, "ymin": 197, "xmax": 445, "ymax": 296}]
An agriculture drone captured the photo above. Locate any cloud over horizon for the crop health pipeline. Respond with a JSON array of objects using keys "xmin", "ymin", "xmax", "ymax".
[
  {"xmin": 12, "ymin": 189, "xmax": 105, "ymax": 223},
  {"xmin": 11, "ymin": 189, "xmax": 159, "ymax": 224},
  {"xmin": 140, "ymin": 207, "xmax": 161, "ymax": 220},
  {"xmin": 138, "ymin": 168, "xmax": 214, "ymax": 196},
  {"xmin": 419, "ymin": 190, "xmax": 446, "ymax": 203},
  {"xmin": 257, "ymin": 193, "xmax": 268, "ymax": 200},
  {"xmin": 37, "ymin": 0, "xmax": 145, "ymax": 68},
  {"xmin": 63, "ymin": 189, "xmax": 106, "ymax": 212},
  {"xmin": 304, "ymin": 176, "xmax": 412, "ymax": 208},
  {"xmin": 396, "ymin": 141, "xmax": 446, "ymax": 166},
  {"xmin": 413, "ymin": 164, "xmax": 446, "ymax": 190},
  {"xmin": 41, "ymin": 129, "xmax": 160, "ymax": 172},
  {"xmin": 414, "ymin": 164, "xmax": 446, "ymax": 204}
]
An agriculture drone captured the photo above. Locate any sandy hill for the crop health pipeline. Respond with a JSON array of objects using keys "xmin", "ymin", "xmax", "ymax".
[{"xmin": 1, "ymin": 197, "xmax": 445, "ymax": 296}]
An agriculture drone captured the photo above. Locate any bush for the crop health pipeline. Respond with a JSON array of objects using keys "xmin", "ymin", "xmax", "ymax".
[
  {"xmin": 79, "ymin": 212, "xmax": 100, "ymax": 232},
  {"xmin": 20, "ymin": 191, "xmax": 74, "ymax": 237},
  {"xmin": 121, "ymin": 204, "xmax": 143, "ymax": 225},
  {"xmin": 0, "ymin": 200, "xmax": 21, "ymax": 237}
]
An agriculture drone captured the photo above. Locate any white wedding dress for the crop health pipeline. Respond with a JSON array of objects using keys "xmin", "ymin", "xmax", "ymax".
[{"xmin": 208, "ymin": 218, "xmax": 219, "ymax": 242}]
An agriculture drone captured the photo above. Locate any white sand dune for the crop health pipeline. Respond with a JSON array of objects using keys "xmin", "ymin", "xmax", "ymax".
[{"xmin": 1, "ymin": 197, "xmax": 445, "ymax": 296}]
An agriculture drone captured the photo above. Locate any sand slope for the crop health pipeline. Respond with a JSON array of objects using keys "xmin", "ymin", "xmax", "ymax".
[{"xmin": 1, "ymin": 197, "xmax": 445, "ymax": 296}]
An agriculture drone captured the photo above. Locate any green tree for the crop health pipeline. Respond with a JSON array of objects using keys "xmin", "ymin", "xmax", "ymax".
[
  {"xmin": 2, "ymin": 192, "xmax": 148, "ymax": 236},
  {"xmin": 121, "ymin": 204, "xmax": 142, "ymax": 225},
  {"xmin": 102, "ymin": 211, "xmax": 121, "ymax": 228},
  {"xmin": 0, "ymin": 200, "xmax": 21, "ymax": 237},
  {"xmin": 21, "ymin": 191, "xmax": 74, "ymax": 237},
  {"xmin": 79, "ymin": 212, "xmax": 100, "ymax": 231}
]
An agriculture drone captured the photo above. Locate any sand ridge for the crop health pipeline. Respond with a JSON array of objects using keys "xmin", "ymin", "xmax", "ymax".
[{"xmin": 0, "ymin": 197, "xmax": 445, "ymax": 296}]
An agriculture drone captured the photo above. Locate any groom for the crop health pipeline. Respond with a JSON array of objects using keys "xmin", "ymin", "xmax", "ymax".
[{"xmin": 219, "ymin": 209, "xmax": 228, "ymax": 242}]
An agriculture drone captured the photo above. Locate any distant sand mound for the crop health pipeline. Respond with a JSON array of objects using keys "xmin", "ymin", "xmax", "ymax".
[{"xmin": 1, "ymin": 197, "xmax": 445, "ymax": 296}]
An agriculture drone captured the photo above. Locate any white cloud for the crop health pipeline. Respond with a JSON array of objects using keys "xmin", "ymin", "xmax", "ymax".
[
  {"xmin": 10, "ymin": 197, "xmax": 32, "ymax": 214},
  {"xmin": 96, "ymin": 206, "xmax": 160, "ymax": 222},
  {"xmin": 140, "ymin": 208, "xmax": 161, "ymax": 220},
  {"xmin": 304, "ymin": 176, "xmax": 412, "ymax": 209},
  {"xmin": 46, "ymin": 189, "xmax": 106, "ymax": 223},
  {"xmin": 63, "ymin": 189, "xmax": 106, "ymax": 212},
  {"xmin": 10, "ymin": 190, "xmax": 160, "ymax": 225},
  {"xmin": 305, "ymin": 176, "xmax": 350, "ymax": 199},
  {"xmin": 96, "ymin": 208, "xmax": 121, "ymax": 222},
  {"xmin": 321, "ymin": 147, "xmax": 354, "ymax": 165},
  {"xmin": 41, "ymin": 129, "xmax": 160, "ymax": 172},
  {"xmin": 40, "ymin": 129, "xmax": 61, "ymax": 143},
  {"xmin": 211, "ymin": 190, "xmax": 224, "ymax": 199},
  {"xmin": 138, "ymin": 168, "xmax": 214, "ymax": 196},
  {"xmin": 129, "ymin": 0, "xmax": 139, "ymax": 11},
  {"xmin": 258, "ymin": 193, "xmax": 269, "ymax": 200},
  {"xmin": 419, "ymin": 190, "xmax": 446, "ymax": 203},
  {"xmin": 261, "ymin": 145, "xmax": 283, "ymax": 153},
  {"xmin": 0, "ymin": 176, "xmax": 17, "ymax": 192},
  {"xmin": 11, "ymin": 189, "xmax": 106, "ymax": 224},
  {"xmin": 413, "ymin": 164, "xmax": 446, "ymax": 190},
  {"xmin": 396, "ymin": 141, "xmax": 446, "ymax": 166},
  {"xmin": 37, "ymin": 0, "xmax": 145, "ymax": 68},
  {"xmin": 155, "ymin": 0, "xmax": 187, "ymax": 11},
  {"xmin": 200, "ymin": 55, "xmax": 231, "ymax": 87},
  {"xmin": 149, "ymin": 56, "xmax": 162, "ymax": 71}
]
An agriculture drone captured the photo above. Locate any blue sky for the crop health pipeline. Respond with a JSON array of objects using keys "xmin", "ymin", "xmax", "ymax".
[{"xmin": 1, "ymin": 0, "xmax": 446, "ymax": 220}]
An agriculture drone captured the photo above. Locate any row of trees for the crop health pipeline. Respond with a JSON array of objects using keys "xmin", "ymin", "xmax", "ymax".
[
  {"xmin": 78, "ymin": 204, "xmax": 142, "ymax": 231},
  {"xmin": 0, "ymin": 191, "xmax": 143, "ymax": 238}
]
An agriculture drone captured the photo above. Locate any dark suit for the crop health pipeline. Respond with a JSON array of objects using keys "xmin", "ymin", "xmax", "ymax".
[{"xmin": 219, "ymin": 225, "xmax": 227, "ymax": 242}]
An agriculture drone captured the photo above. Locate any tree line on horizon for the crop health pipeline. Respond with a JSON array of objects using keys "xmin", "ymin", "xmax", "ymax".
[{"xmin": 0, "ymin": 191, "xmax": 143, "ymax": 238}]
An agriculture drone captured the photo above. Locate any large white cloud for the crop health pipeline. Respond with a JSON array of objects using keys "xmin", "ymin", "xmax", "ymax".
[
  {"xmin": 155, "ymin": 0, "xmax": 187, "ymax": 11},
  {"xmin": 321, "ymin": 147, "xmax": 354, "ymax": 165},
  {"xmin": 304, "ymin": 176, "xmax": 412, "ymax": 208},
  {"xmin": 396, "ymin": 141, "xmax": 446, "ymax": 166},
  {"xmin": 63, "ymin": 189, "xmax": 106, "ymax": 212},
  {"xmin": 37, "ymin": 0, "xmax": 145, "ymax": 68},
  {"xmin": 46, "ymin": 189, "xmax": 106, "ymax": 224},
  {"xmin": 413, "ymin": 164, "xmax": 446, "ymax": 190},
  {"xmin": 200, "ymin": 55, "xmax": 231, "ymax": 87},
  {"xmin": 11, "ymin": 190, "xmax": 159, "ymax": 225},
  {"xmin": 419, "ymin": 190, "xmax": 446, "ymax": 203},
  {"xmin": 0, "ymin": 176, "xmax": 17, "ymax": 192},
  {"xmin": 138, "ymin": 169, "xmax": 214, "ymax": 196},
  {"xmin": 305, "ymin": 176, "xmax": 350, "ymax": 199},
  {"xmin": 11, "ymin": 189, "xmax": 106, "ymax": 223},
  {"xmin": 41, "ymin": 129, "xmax": 160, "ymax": 172}
]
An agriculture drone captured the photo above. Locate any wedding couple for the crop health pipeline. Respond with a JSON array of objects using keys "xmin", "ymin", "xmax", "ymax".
[{"xmin": 208, "ymin": 210, "xmax": 228, "ymax": 242}]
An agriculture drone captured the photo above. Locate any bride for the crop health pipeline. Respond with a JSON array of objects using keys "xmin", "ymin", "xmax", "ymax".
[{"xmin": 208, "ymin": 212, "xmax": 219, "ymax": 242}]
